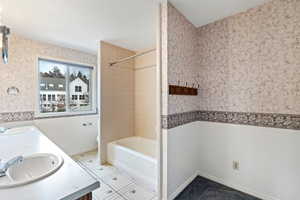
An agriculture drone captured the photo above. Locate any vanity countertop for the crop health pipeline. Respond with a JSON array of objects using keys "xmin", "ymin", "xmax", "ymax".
[{"xmin": 0, "ymin": 126, "xmax": 99, "ymax": 200}]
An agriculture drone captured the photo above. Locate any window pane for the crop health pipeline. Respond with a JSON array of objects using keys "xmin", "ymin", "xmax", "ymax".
[
  {"xmin": 39, "ymin": 59, "xmax": 67, "ymax": 113},
  {"xmin": 69, "ymin": 66, "xmax": 92, "ymax": 112}
]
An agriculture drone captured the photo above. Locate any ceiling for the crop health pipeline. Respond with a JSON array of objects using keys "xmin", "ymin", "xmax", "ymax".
[
  {"xmin": 0, "ymin": 0, "xmax": 158, "ymax": 54},
  {"xmin": 170, "ymin": 0, "xmax": 271, "ymax": 27},
  {"xmin": 0, "ymin": 0, "xmax": 271, "ymax": 54}
]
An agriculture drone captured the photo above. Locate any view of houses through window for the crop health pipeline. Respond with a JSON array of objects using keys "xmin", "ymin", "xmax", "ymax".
[{"xmin": 38, "ymin": 59, "xmax": 93, "ymax": 114}]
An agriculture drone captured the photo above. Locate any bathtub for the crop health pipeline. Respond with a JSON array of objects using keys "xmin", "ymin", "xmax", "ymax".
[{"xmin": 107, "ymin": 137, "xmax": 157, "ymax": 190}]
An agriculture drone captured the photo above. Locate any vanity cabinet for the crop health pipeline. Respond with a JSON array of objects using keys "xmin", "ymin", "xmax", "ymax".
[{"xmin": 78, "ymin": 192, "xmax": 92, "ymax": 200}]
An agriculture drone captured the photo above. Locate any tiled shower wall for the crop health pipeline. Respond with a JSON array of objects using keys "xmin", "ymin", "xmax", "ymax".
[
  {"xmin": 164, "ymin": 0, "xmax": 300, "ymax": 128},
  {"xmin": 134, "ymin": 50, "xmax": 157, "ymax": 140},
  {"xmin": 100, "ymin": 41, "xmax": 135, "ymax": 163}
]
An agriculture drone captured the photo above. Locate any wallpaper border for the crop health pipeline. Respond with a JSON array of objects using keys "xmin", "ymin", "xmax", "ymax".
[
  {"xmin": 3, "ymin": 111, "xmax": 300, "ymax": 131},
  {"xmin": 0, "ymin": 111, "xmax": 99, "ymax": 123},
  {"xmin": 162, "ymin": 111, "xmax": 300, "ymax": 130},
  {"xmin": 0, "ymin": 111, "xmax": 35, "ymax": 123}
]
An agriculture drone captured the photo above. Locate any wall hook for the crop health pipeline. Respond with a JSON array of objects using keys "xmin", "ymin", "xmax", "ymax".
[{"xmin": 7, "ymin": 86, "xmax": 19, "ymax": 95}]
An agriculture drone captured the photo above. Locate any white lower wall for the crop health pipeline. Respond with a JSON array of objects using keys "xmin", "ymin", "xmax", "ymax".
[
  {"xmin": 1, "ymin": 115, "xmax": 99, "ymax": 156},
  {"xmin": 166, "ymin": 121, "xmax": 300, "ymax": 200},
  {"xmin": 34, "ymin": 115, "xmax": 99, "ymax": 155},
  {"xmin": 165, "ymin": 122, "xmax": 200, "ymax": 199}
]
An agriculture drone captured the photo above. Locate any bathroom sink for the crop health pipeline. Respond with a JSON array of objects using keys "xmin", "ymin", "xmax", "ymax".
[{"xmin": 0, "ymin": 153, "xmax": 63, "ymax": 188}]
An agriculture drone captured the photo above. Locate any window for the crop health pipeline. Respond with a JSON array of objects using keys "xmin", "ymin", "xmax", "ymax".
[
  {"xmin": 38, "ymin": 58, "xmax": 95, "ymax": 116},
  {"xmin": 79, "ymin": 95, "xmax": 85, "ymax": 100},
  {"xmin": 75, "ymin": 86, "xmax": 82, "ymax": 92},
  {"xmin": 57, "ymin": 94, "xmax": 65, "ymax": 101},
  {"xmin": 72, "ymin": 95, "xmax": 78, "ymax": 100}
]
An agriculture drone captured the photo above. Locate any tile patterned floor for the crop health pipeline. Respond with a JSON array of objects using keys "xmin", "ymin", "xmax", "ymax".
[{"xmin": 72, "ymin": 151, "xmax": 157, "ymax": 200}]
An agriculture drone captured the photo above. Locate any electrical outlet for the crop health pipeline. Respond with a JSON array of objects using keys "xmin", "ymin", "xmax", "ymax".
[{"xmin": 233, "ymin": 161, "xmax": 239, "ymax": 170}]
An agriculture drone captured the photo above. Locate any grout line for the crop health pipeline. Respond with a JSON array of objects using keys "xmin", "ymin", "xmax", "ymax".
[
  {"xmin": 77, "ymin": 160, "xmax": 131, "ymax": 199},
  {"xmin": 76, "ymin": 161, "xmax": 118, "ymax": 200},
  {"xmin": 79, "ymin": 161, "xmax": 130, "ymax": 199},
  {"xmin": 74, "ymin": 155, "xmax": 157, "ymax": 200},
  {"xmin": 114, "ymin": 183, "xmax": 134, "ymax": 200}
]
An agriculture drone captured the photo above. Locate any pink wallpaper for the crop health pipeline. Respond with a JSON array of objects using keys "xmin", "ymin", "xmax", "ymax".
[
  {"xmin": 198, "ymin": 0, "xmax": 300, "ymax": 114},
  {"xmin": 166, "ymin": 0, "xmax": 300, "ymax": 115},
  {"xmin": 0, "ymin": 34, "xmax": 97, "ymax": 113},
  {"xmin": 167, "ymin": 3, "xmax": 200, "ymax": 115}
]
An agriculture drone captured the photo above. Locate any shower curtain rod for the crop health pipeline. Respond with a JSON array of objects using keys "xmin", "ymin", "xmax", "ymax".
[{"xmin": 109, "ymin": 48, "xmax": 156, "ymax": 66}]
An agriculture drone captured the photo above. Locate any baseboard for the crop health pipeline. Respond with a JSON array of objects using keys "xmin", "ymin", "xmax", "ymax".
[
  {"xmin": 197, "ymin": 170, "xmax": 280, "ymax": 200},
  {"xmin": 70, "ymin": 148, "xmax": 98, "ymax": 157},
  {"xmin": 168, "ymin": 172, "xmax": 198, "ymax": 200},
  {"xmin": 168, "ymin": 170, "xmax": 280, "ymax": 200}
]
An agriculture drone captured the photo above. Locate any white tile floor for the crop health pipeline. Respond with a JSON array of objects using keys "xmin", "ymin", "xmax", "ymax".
[{"xmin": 73, "ymin": 151, "xmax": 157, "ymax": 200}]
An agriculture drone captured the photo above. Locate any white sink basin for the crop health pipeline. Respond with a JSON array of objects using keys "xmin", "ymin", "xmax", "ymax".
[
  {"xmin": 0, "ymin": 153, "xmax": 63, "ymax": 188},
  {"xmin": 0, "ymin": 126, "xmax": 35, "ymax": 136}
]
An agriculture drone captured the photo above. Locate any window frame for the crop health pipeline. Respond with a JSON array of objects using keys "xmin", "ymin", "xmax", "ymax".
[
  {"xmin": 75, "ymin": 85, "xmax": 82, "ymax": 92},
  {"xmin": 35, "ymin": 56, "xmax": 97, "ymax": 118}
]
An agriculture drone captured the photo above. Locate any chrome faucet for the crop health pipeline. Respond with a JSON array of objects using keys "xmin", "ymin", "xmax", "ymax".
[
  {"xmin": 0, "ymin": 127, "xmax": 9, "ymax": 134},
  {"xmin": 0, "ymin": 156, "xmax": 24, "ymax": 177}
]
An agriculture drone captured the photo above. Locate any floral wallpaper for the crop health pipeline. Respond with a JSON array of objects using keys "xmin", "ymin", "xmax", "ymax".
[
  {"xmin": 0, "ymin": 34, "xmax": 97, "ymax": 114},
  {"xmin": 165, "ymin": 0, "xmax": 300, "ymax": 117},
  {"xmin": 167, "ymin": 3, "xmax": 200, "ymax": 115},
  {"xmin": 198, "ymin": 0, "xmax": 300, "ymax": 115}
]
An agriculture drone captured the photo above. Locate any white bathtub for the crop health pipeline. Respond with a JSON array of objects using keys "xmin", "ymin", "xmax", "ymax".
[{"xmin": 107, "ymin": 137, "xmax": 157, "ymax": 190}]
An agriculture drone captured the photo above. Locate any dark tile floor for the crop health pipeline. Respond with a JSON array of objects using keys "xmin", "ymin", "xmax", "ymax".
[{"xmin": 175, "ymin": 176, "xmax": 261, "ymax": 200}]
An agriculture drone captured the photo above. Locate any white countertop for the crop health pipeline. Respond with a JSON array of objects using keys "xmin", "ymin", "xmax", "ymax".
[{"xmin": 0, "ymin": 126, "xmax": 99, "ymax": 200}]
